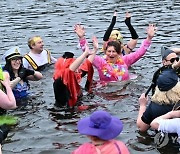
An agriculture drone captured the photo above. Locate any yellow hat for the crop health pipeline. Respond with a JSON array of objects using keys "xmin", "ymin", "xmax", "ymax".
[
  {"xmin": 110, "ymin": 30, "xmax": 123, "ymax": 43},
  {"xmin": 2, "ymin": 46, "xmax": 22, "ymax": 61}
]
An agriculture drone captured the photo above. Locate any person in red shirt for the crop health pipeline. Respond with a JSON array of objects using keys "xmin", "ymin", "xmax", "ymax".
[{"xmin": 53, "ymin": 37, "xmax": 98, "ymax": 108}]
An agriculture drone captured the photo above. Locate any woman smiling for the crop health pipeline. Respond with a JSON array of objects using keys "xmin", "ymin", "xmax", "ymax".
[
  {"xmin": 74, "ymin": 24, "xmax": 157, "ymax": 82},
  {"xmin": 2, "ymin": 46, "xmax": 42, "ymax": 106}
]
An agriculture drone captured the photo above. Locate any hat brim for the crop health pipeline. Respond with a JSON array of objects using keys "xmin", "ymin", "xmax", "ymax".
[
  {"xmin": 77, "ymin": 116, "xmax": 123, "ymax": 140},
  {"xmin": 7, "ymin": 55, "xmax": 23, "ymax": 60}
]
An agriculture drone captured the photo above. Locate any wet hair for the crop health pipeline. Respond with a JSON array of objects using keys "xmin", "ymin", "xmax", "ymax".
[{"xmin": 105, "ymin": 41, "xmax": 121, "ymax": 54}]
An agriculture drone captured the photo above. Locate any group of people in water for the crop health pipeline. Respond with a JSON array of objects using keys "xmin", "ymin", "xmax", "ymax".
[{"xmin": 0, "ymin": 10, "xmax": 180, "ymax": 153}]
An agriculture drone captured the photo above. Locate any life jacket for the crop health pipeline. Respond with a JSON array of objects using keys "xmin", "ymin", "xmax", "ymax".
[
  {"xmin": 53, "ymin": 56, "xmax": 94, "ymax": 107},
  {"xmin": 24, "ymin": 49, "xmax": 52, "ymax": 71}
]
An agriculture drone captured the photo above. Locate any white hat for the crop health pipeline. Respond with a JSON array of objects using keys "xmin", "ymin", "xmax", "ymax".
[{"xmin": 2, "ymin": 46, "xmax": 23, "ymax": 61}]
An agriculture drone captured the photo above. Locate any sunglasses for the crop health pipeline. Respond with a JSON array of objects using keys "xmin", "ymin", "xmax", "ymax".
[{"xmin": 166, "ymin": 57, "xmax": 179, "ymax": 63}]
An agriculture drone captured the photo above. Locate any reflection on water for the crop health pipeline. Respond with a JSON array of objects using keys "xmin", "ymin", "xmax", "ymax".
[{"xmin": 0, "ymin": 0, "xmax": 180, "ymax": 153}]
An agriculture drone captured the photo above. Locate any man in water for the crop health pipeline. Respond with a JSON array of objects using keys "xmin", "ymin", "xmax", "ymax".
[{"xmin": 23, "ymin": 36, "xmax": 57, "ymax": 71}]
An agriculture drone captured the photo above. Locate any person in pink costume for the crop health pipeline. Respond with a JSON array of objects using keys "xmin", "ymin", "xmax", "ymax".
[{"xmin": 74, "ymin": 24, "xmax": 156, "ymax": 82}]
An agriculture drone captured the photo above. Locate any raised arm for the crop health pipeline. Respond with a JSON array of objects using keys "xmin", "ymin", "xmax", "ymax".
[
  {"xmin": 123, "ymin": 24, "xmax": 157, "ymax": 67},
  {"xmin": 171, "ymin": 48, "xmax": 180, "ymax": 55},
  {"xmin": 74, "ymin": 24, "xmax": 86, "ymax": 41},
  {"xmin": 103, "ymin": 11, "xmax": 117, "ymax": 41},
  {"xmin": 74, "ymin": 24, "xmax": 88, "ymax": 52},
  {"xmin": 88, "ymin": 36, "xmax": 98, "ymax": 63},
  {"xmin": 146, "ymin": 24, "xmax": 157, "ymax": 41},
  {"xmin": 69, "ymin": 48, "xmax": 89, "ymax": 72},
  {"xmin": 124, "ymin": 12, "xmax": 139, "ymax": 53},
  {"xmin": 70, "ymin": 36, "xmax": 98, "ymax": 71}
]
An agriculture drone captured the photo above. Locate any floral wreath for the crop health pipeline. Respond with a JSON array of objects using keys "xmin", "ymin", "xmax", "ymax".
[{"xmin": 102, "ymin": 55, "xmax": 126, "ymax": 80}]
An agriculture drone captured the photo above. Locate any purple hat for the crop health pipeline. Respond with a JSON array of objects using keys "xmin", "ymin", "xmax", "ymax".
[
  {"xmin": 157, "ymin": 69, "xmax": 178, "ymax": 91},
  {"xmin": 77, "ymin": 110, "xmax": 123, "ymax": 140}
]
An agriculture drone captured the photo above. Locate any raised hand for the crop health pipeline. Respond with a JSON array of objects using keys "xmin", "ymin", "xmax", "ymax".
[
  {"xmin": 125, "ymin": 11, "xmax": 131, "ymax": 18},
  {"xmin": 125, "ymin": 11, "xmax": 131, "ymax": 26},
  {"xmin": 74, "ymin": 24, "xmax": 85, "ymax": 39},
  {"xmin": 147, "ymin": 24, "xmax": 157, "ymax": 40},
  {"xmin": 172, "ymin": 58, "xmax": 180, "ymax": 69},
  {"xmin": 92, "ymin": 36, "xmax": 98, "ymax": 52},
  {"xmin": 139, "ymin": 93, "xmax": 148, "ymax": 106},
  {"xmin": 113, "ymin": 10, "xmax": 117, "ymax": 16},
  {"xmin": 84, "ymin": 44, "xmax": 91, "ymax": 55},
  {"xmin": 84, "ymin": 36, "xmax": 98, "ymax": 55}
]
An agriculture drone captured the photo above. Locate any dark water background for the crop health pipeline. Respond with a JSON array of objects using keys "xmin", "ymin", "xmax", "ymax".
[{"xmin": 0, "ymin": 0, "xmax": 180, "ymax": 153}]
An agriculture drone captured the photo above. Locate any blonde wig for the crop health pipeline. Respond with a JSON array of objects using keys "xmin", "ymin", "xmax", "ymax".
[{"xmin": 151, "ymin": 82, "xmax": 180, "ymax": 105}]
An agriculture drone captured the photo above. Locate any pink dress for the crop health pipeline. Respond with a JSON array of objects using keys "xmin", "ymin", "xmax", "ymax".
[{"xmin": 79, "ymin": 39, "xmax": 151, "ymax": 81}]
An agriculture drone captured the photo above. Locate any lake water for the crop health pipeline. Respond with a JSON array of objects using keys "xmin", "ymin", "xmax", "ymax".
[{"xmin": 0, "ymin": 0, "xmax": 180, "ymax": 153}]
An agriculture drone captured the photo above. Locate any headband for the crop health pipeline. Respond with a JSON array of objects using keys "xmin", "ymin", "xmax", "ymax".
[{"xmin": 29, "ymin": 36, "xmax": 42, "ymax": 47}]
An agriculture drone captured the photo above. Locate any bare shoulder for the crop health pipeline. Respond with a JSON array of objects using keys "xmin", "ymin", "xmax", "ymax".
[{"xmin": 3, "ymin": 72, "xmax": 10, "ymax": 79}]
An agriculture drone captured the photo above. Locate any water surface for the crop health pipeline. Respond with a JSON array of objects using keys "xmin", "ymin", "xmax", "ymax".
[{"xmin": 0, "ymin": 0, "xmax": 180, "ymax": 153}]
